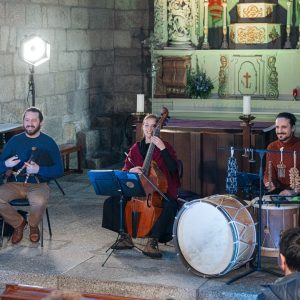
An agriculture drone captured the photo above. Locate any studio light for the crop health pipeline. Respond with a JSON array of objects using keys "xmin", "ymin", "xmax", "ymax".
[
  {"xmin": 20, "ymin": 35, "xmax": 50, "ymax": 106},
  {"xmin": 21, "ymin": 35, "xmax": 50, "ymax": 67}
]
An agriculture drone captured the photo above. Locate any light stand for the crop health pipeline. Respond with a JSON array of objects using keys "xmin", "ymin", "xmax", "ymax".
[
  {"xmin": 240, "ymin": 114, "xmax": 256, "ymax": 172},
  {"xmin": 20, "ymin": 35, "xmax": 50, "ymax": 107},
  {"xmin": 28, "ymin": 65, "xmax": 35, "ymax": 106}
]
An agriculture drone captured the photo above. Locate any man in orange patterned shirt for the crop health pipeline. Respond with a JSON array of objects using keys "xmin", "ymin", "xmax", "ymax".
[{"xmin": 264, "ymin": 112, "xmax": 300, "ymax": 196}]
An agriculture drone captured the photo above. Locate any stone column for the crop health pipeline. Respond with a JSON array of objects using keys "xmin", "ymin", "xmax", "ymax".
[{"xmin": 154, "ymin": 0, "xmax": 168, "ymax": 48}]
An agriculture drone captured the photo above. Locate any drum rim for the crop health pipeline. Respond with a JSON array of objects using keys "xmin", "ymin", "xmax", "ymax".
[
  {"xmin": 173, "ymin": 196, "xmax": 255, "ymax": 277},
  {"xmin": 253, "ymin": 203, "xmax": 299, "ymax": 209}
]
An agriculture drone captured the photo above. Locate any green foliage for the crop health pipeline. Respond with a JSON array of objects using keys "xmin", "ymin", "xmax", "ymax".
[{"xmin": 185, "ymin": 67, "xmax": 214, "ymax": 99}]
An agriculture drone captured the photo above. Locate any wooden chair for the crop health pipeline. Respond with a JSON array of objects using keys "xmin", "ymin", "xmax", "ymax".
[
  {"xmin": 177, "ymin": 160, "xmax": 201, "ymax": 206},
  {"xmin": 59, "ymin": 144, "xmax": 83, "ymax": 175}
]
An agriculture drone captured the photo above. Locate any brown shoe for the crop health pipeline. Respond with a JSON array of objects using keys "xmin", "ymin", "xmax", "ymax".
[
  {"xmin": 142, "ymin": 238, "xmax": 162, "ymax": 259},
  {"xmin": 112, "ymin": 233, "xmax": 134, "ymax": 250},
  {"xmin": 11, "ymin": 219, "xmax": 27, "ymax": 244},
  {"xmin": 29, "ymin": 226, "xmax": 40, "ymax": 243}
]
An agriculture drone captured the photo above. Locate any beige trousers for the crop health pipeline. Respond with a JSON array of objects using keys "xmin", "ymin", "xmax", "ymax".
[{"xmin": 0, "ymin": 182, "xmax": 50, "ymax": 228}]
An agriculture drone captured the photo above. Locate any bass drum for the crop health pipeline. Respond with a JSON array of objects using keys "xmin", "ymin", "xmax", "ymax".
[
  {"xmin": 173, "ymin": 194, "xmax": 256, "ymax": 277},
  {"xmin": 252, "ymin": 196, "xmax": 299, "ymax": 257}
]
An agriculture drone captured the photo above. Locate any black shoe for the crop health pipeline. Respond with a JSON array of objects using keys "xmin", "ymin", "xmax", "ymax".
[
  {"xmin": 142, "ymin": 238, "xmax": 162, "ymax": 259},
  {"xmin": 112, "ymin": 234, "xmax": 134, "ymax": 250}
]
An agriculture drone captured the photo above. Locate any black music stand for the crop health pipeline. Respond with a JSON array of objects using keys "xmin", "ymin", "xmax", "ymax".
[
  {"xmin": 88, "ymin": 170, "xmax": 145, "ymax": 266},
  {"xmin": 227, "ymin": 150, "xmax": 283, "ymax": 284}
]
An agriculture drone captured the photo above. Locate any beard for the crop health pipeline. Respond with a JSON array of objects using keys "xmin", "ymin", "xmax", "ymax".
[
  {"xmin": 277, "ymin": 133, "xmax": 293, "ymax": 142},
  {"xmin": 25, "ymin": 124, "xmax": 41, "ymax": 136}
]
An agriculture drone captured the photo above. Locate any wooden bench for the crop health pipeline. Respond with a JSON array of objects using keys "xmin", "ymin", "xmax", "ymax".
[
  {"xmin": 59, "ymin": 144, "xmax": 83, "ymax": 175},
  {"xmin": 0, "ymin": 284, "xmax": 147, "ymax": 300}
]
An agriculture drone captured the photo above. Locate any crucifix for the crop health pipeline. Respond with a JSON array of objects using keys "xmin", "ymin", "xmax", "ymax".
[{"xmin": 243, "ymin": 72, "xmax": 251, "ymax": 88}]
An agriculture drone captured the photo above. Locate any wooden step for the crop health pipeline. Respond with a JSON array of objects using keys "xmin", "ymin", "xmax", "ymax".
[{"xmin": 0, "ymin": 284, "xmax": 148, "ymax": 300}]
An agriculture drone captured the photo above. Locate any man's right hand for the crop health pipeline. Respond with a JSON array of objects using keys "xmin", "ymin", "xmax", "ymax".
[
  {"xmin": 5, "ymin": 155, "xmax": 21, "ymax": 168},
  {"xmin": 265, "ymin": 181, "xmax": 276, "ymax": 192}
]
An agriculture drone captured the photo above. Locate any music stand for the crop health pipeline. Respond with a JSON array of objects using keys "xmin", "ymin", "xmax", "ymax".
[
  {"xmin": 226, "ymin": 150, "xmax": 283, "ymax": 284},
  {"xmin": 88, "ymin": 170, "xmax": 145, "ymax": 266}
]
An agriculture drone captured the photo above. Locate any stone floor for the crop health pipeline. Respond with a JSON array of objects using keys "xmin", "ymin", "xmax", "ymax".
[{"xmin": 0, "ymin": 171, "xmax": 283, "ymax": 299}]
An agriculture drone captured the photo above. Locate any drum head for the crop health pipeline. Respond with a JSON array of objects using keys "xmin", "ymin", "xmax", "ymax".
[{"xmin": 175, "ymin": 200, "xmax": 234, "ymax": 276}]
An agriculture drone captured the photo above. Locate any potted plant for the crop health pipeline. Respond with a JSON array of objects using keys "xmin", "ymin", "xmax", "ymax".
[{"xmin": 185, "ymin": 66, "xmax": 214, "ymax": 99}]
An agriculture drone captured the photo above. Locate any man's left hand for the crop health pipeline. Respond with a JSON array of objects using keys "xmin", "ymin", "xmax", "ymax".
[{"xmin": 279, "ymin": 189, "xmax": 296, "ymax": 196}]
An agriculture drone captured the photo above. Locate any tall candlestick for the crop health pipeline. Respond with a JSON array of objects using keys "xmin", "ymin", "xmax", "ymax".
[
  {"xmin": 284, "ymin": 0, "xmax": 292, "ymax": 48},
  {"xmin": 202, "ymin": 0, "xmax": 210, "ymax": 49},
  {"xmin": 223, "ymin": 0, "xmax": 227, "ymax": 28},
  {"xmin": 136, "ymin": 94, "xmax": 144, "ymax": 113},
  {"xmin": 298, "ymin": 0, "xmax": 300, "ymax": 48},
  {"xmin": 221, "ymin": 0, "xmax": 228, "ymax": 49},
  {"xmin": 243, "ymin": 95, "xmax": 251, "ymax": 115},
  {"xmin": 287, "ymin": 0, "xmax": 291, "ymax": 26}
]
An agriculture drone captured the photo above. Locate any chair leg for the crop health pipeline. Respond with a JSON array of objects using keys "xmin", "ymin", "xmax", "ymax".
[
  {"xmin": 41, "ymin": 216, "xmax": 44, "ymax": 248},
  {"xmin": 54, "ymin": 179, "xmax": 65, "ymax": 196},
  {"xmin": 46, "ymin": 208, "xmax": 52, "ymax": 237},
  {"xmin": 40, "ymin": 208, "xmax": 52, "ymax": 248},
  {"xmin": 0, "ymin": 218, "xmax": 4, "ymax": 247}
]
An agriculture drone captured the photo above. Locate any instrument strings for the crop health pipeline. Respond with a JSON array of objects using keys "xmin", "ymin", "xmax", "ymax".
[{"xmin": 124, "ymin": 152, "xmax": 168, "ymax": 201}]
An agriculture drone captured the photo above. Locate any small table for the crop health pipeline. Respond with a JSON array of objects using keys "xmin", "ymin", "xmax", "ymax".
[{"xmin": 0, "ymin": 123, "xmax": 23, "ymax": 149}]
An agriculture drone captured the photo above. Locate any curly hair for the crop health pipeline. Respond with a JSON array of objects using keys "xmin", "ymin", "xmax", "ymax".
[
  {"xmin": 276, "ymin": 112, "xmax": 297, "ymax": 127},
  {"xmin": 279, "ymin": 227, "xmax": 300, "ymax": 272}
]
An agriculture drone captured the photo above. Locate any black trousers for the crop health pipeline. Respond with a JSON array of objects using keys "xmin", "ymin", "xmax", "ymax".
[{"xmin": 102, "ymin": 195, "xmax": 178, "ymax": 243}]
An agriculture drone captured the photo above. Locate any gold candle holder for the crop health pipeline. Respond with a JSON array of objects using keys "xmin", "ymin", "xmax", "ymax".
[
  {"xmin": 131, "ymin": 112, "xmax": 147, "ymax": 142},
  {"xmin": 131, "ymin": 112, "xmax": 147, "ymax": 122},
  {"xmin": 239, "ymin": 114, "xmax": 256, "ymax": 124}
]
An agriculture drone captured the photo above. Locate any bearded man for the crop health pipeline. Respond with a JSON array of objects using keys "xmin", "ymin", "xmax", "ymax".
[
  {"xmin": 0, "ymin": 107, "xmax": 63, "ymax": 244},
  {"xmin": 264, "ymin": 112, "xmax": 300, "ymax": 196}
]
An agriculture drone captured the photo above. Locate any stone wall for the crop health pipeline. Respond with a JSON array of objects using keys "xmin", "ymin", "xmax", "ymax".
[{"xmin": 0, "ymin": 0, "xmax": 153, "ymax": 168}]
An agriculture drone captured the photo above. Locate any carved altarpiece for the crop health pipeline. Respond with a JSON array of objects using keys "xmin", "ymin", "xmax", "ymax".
[{"xmin": 218, "ymin": 54, "xmax": 279, "ymax": 99}]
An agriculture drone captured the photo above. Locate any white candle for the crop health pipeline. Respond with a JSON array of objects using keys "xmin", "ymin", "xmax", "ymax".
[
  {"xmin": 223, "ymin": 0, "xmax": 227, "ymax": 29},
  {"xmin": 243, "ymin": 95, "xmax": 251, "ymax": 115},
  {"xmin": 136, "ymin": 94, "xmax": 144, "ymax": 113}
]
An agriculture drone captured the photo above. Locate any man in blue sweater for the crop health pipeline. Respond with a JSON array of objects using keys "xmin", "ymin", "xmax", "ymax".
[{"xmin": 0, "ymin": 107, "xmax": 64, "ymax": 244}]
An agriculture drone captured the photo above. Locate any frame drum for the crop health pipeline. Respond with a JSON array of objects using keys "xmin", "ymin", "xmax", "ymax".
[
  {"xmin": 252, "ymin": 196, "xmax": 299, "ymax": 257},
  {"xmin": 173, "ymin": 194, "xmax": 256, "ymax": 277}
]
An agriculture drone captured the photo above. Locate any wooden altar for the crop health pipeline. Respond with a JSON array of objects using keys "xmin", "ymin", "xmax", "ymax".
[
  {"xmin": 148, "ymin": 0, "xmax": 300, "ymax": 197},
  {"xmin": 159, "ymin": 119, "xmax": 275, "ymax": 197}
]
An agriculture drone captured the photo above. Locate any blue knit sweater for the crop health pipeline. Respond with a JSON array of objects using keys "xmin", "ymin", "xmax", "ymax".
[{"xmin": 0, "ymin": 132, "xmax": 64, "ymax": 183}]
